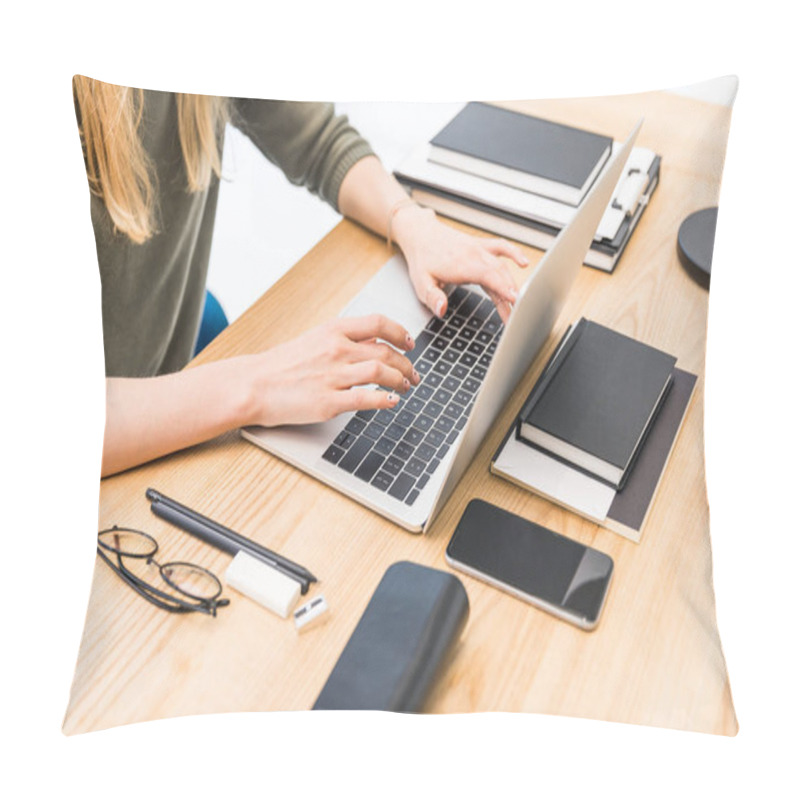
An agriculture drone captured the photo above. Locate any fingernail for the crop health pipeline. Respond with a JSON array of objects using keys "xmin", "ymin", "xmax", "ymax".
[
  {"xmin": 412, "ymin": 369, "xmax": 420, "ymax": 384},
  {"xmin": 387, "ymin": 393, "xmax": 399, "ymax": 404},
  {"xmin": 405, "ymin": 333, "xmax": 415, "ymax": 349},
  {"xmin": 509, "ymin": 288, "xmax": 519, "ymax": 303},
  {"xmin": 436, "ymin": 299, "xmax": 446, "ymax": 318},
  {"xmin": 521, "ymin": 256, "xmax": 529, "ymax": 266},
  {"xmin": 403, "ymin": 378, "xmax": 410, "ymax": 390}
]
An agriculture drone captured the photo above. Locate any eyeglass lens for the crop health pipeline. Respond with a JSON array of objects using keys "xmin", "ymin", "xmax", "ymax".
[
  {"xmin": 98, "ymin": 527, "xmax": 157, "ymax": 558},
  {"xmin": 98, "ymin": 527, "xmax": 222, "ymax": 606},
  {"xmin": 159, "ymin": 562, "xmax": 222, "ymax": 602}
]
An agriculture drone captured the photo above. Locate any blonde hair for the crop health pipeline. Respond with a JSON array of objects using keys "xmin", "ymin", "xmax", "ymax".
[{"xmin": 73, "ymin": 75, "xmax": 228, "ymax": 243}]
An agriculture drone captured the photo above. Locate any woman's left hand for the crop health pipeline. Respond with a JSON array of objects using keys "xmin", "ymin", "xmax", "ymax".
[{"xmin": 391, "ymin": 205, "xmax": 530, "ymax": 323}]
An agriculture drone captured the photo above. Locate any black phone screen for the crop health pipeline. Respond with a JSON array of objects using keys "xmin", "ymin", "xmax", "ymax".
[{"xmin": 446, "ymin": 499, "xmax": 613, "ymax": 625}]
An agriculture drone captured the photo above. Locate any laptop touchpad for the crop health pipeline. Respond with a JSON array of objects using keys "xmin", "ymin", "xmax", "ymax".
[{"xmin": 339, "ymin": 255, "xmax": 432, "ymax": 336}]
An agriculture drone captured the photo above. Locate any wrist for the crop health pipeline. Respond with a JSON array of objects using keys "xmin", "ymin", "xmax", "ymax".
[
  {"xmin": 391, "ymin": 204, "xmax": 436, "ymax": 253},
  {"xmin": 217, "ymin": 354, "xmax": 265, "ymax": 429}
]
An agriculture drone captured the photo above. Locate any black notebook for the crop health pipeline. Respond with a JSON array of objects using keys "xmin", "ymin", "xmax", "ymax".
[
  {"xmin": 517, "ymin": 319, "xmax": 676, "ymax": 490},
  {"xmin": 429, "ymin": 102, "xmax": 613, "ymax": 206},
  {"xmin": 491, "ymin": 365, "xmax": 696, "ymax": 543},
  {"xmin": 312, "ymin": 562, "xmax": 469, "ymax": 712}
]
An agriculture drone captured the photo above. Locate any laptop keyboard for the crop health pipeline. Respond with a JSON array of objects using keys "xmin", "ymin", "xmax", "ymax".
[{"xmin": 321, "ymin": 286, "xmax": 504, "ymax": 506}]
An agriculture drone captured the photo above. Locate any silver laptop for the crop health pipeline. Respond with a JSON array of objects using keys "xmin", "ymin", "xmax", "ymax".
[{"xmin": 242, "ymin": 121, "xmax": 641, "ymax": 533}]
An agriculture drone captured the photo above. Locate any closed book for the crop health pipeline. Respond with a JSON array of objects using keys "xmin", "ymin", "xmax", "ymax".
[
  {"xmin": 491, "ymin": 365, "xmax": 697, "ymax": 543},
  {"xmin": 312, "ymin": 562, "xmax": 469, "ymax": 712},
  {"xmin": 429, "ymin": 103, "xmax": 613, "ymax": 206},
  {"xmin": 517, "ymin": 319, "xmax": 676, "ymax": 490}
]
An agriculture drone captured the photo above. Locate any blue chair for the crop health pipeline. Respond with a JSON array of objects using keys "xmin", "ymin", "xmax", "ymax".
[{"xmin": 194, "ymin": 290, "xmax": 229, "ymax": 356}]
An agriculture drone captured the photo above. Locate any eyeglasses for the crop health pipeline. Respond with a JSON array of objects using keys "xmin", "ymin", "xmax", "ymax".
[{"xmin": 97, "ymin": 525, "xmax": 230, "ymax": 616}]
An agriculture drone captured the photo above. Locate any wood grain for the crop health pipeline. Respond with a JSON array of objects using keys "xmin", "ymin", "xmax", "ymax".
[{"xmin": 63, "ymin": 90, "xmax": 737, "ymax": 735}]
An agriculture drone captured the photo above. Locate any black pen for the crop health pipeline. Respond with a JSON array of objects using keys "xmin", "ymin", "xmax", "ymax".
[{"xmin": 146, "ymin": 488, "xmax": 317, "ymax": 594}]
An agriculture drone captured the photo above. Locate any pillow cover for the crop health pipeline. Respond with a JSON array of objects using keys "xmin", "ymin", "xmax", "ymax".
[{"xmin": 63, "ymin": 79, "xmax": 737, "ymax": 736}]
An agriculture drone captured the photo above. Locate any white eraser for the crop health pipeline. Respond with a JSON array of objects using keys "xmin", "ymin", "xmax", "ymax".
[
  {"xmin": 293, "ymin": 595, "xmax": 329, "ymax": 631},
  {"xmin": 224, "ymin": 551, "xmax": 301, "ymax": 618}
]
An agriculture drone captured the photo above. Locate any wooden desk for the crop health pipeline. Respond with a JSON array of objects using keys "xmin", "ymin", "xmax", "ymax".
[{"xmin": 64, "ymin": 91, "xmax": 737, "ymax": 735}]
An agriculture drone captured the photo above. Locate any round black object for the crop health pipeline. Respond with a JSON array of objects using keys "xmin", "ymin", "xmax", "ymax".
[{"xmin": 677, "ymin": 207, "xmax": 717, "ymax": 290}]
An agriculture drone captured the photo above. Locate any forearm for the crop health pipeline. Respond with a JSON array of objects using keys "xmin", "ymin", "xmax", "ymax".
[{"xmin": 102, "ymin": 358, "xmax": 255, "ymax": 478}]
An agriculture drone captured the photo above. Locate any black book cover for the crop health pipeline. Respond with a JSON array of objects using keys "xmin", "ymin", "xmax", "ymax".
[
  {"xmin": 430, "ymin": 102, "xmax": 613, "ymax": 190},
  {"xmin": 518, "ymin": 319, "xmax": 676, "ymax": 481},
  {"xmin": 606, "ymin": 368, "xmax": 696, "ymax": 530},
  {"xmin": 518, "ymin": 375, "xmax": 672, "ymax": 492}
]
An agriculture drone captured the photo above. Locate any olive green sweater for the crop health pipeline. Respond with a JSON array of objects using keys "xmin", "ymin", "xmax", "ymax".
[{"xmin": 86, "ymin": 90, "xmax": 374, "ymax": 377}]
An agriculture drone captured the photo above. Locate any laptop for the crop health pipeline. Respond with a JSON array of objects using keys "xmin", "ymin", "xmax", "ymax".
[{"xmin": 242, "ymin": 120, "xmax": 642, "ymax": 533}]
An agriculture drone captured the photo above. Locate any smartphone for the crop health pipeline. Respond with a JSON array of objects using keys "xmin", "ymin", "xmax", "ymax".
[{"xmin": 445, "ymin": 499, "xmax": 613, "ymax": 630}]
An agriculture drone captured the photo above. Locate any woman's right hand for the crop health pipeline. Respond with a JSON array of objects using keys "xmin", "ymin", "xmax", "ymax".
[
  {"xmin": 102, "ymin": 314, "xmax": 418, "ymax": 477},
  {"xmin": 240, "ymin": 314, "xmax": 420, "ymax": 427}
]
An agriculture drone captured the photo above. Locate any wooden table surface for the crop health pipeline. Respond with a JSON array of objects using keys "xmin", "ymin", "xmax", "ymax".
[{"xmin": 64, "ymin": 90, "xmax": 738, "ymax": 735}]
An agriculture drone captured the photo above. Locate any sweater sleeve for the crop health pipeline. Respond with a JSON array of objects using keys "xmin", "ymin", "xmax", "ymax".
[{"xmin": 230, "ymin": 99, "xmax": 375, "ymax": 212}]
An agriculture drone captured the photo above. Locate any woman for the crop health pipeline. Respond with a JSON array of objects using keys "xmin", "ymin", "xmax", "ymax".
[{"xmin": 74, "ymin": 77, "xmax": 528, "ymax": 477}]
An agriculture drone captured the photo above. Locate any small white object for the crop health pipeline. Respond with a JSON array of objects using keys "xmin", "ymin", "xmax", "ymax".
[
  {"xmin": 293, "ymin": 595, "xmax": 329, "ymax": 632},
  {"xmin": 224, "ymin": 551, "xmax": 301, "ymax": 618}
]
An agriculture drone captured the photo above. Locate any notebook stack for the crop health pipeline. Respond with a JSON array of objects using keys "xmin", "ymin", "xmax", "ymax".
[
  {"xmin": 394, "ymin": 102, "xmax": 660, "ymax": 273},
  {"xmin": 491, "ymin": 319, "xmax": 697, "ymax": 542}
]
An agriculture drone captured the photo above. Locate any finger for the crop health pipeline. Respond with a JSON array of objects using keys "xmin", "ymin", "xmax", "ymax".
[
  {"xmin": 336, "ymin": 359, "xmax": 410, "ymax": 394},
  {"xmin": 327, "ymin": 387, "xmax": 401, "ymax": 417},
  {"xmin": 338, "ymin": 314, "xmax": 414, "ymax": 351},
  {"xmin": 475, "ymin": 258, "xmax": 519, "ymax": 306},
  {"xmin": 487, "ymin": 288, "xmax": 512, "ymax": 324},
  {"xmin": 412, "ymin": 271, "xmax": 448, "ymax": 318},
  {"xmin": 496, "ymin": 300, "xmax": 512, "ymax": 324},
  {"xmin": 485, "ymin": 237, "xmax": 530, "ymax": 268},
  {"xmin": 352, "ymin": 341, "xmax": 418, "ymax": 385}
]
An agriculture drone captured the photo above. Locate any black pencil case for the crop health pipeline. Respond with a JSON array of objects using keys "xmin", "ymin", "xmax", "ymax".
[{"xmin": 312, "ymin": 561, "xmax": 469, "ymax": 712}]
